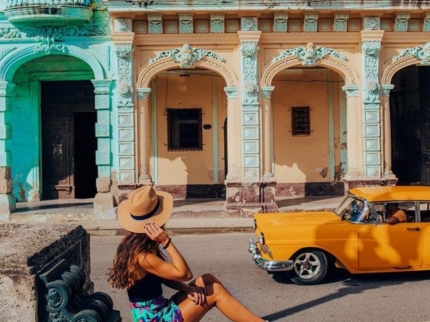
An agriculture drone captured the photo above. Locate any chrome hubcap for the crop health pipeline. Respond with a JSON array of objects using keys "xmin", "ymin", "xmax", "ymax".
[{"xmin": 293, "ymin": 253, "xmax": 321, "ymax": 280}]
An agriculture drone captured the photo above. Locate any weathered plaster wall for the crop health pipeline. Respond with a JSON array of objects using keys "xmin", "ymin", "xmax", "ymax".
[
  {"xmin": 0, "ymin": 223, "xmax": 90, "ymax": 321},
  {"xmin": 273, "ymin": 69, "xmax": 342, "ymax": 183},
  {"xmin": 153, "ymin": 73, "xmax": 227, "ymax": 185},
  {"xmin": 10, "ymin": 56, "xmax": 93, "ymax": 202}
]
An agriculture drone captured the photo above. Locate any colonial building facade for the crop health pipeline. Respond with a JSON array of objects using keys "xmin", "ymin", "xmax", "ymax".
[{"xmin": 0, "ymin": 0, "xmax": 429, "ymax": 219}]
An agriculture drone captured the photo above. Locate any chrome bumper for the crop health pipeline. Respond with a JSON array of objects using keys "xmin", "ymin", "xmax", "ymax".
[{"xmin": 248, "ymin": 239, "xmax": 293, "ymax": 272}]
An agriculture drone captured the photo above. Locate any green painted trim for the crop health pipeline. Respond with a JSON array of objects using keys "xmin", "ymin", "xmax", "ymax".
[
  {"xmin": 328, "ymin": 72, "xmax": 335, "ymax": 182},
  {"xmin": 151, "ymin": 80, "xmax": 158, "ymax": 184},
  {"xmin": 212, "ymin": 76, "xmax": 219, "ymax": 183}
]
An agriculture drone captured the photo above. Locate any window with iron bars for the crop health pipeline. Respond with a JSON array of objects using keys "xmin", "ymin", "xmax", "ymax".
[
  {"xmin": 167, "ymin": 108, "xmax": 202, "ymax": 151},
  {"xmin": 291, "ymin": 106, "xmax": 311, "ymax": 136}
]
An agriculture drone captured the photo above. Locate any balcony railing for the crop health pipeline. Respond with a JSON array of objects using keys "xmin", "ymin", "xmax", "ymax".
[{"xmin": 4, "ymin": 0, "xmax": 94, "ymax": 26}]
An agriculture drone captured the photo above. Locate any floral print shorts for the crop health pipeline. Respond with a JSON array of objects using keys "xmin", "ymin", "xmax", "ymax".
[{"xmin": 130, "ymin": 296, "xmax": 184, "ymax": 322}]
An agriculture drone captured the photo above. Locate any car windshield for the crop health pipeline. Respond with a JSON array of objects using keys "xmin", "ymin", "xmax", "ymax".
[{"xmin": 335, "ymin": 196, "xmax": 372, "ymax": 223}]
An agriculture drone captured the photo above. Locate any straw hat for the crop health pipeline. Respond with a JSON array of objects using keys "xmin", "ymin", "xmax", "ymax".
[{"xmin": 117, "ymin": 186, "xmax": 173, "ymax": 233}]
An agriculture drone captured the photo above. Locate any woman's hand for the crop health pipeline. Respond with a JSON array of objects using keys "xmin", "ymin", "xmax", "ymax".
[
  {"xmin": 187, "ymin": 285, "xmax": 206, "ymax": 306},
  {"xmin": 144, "ymin": 223, "xmax": 170, "ymax": 245}
]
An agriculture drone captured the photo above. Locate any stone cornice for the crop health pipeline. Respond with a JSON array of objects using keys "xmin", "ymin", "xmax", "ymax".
[
  {"xmin": 112, "ymin": 32, "xmax": 135, "ymax": 44},
  {"xmin": 260, "ymin": 32, "xmax": 361, "ymax": 44},
  {"xmin": 238, "ymin": 30, "xmax": 262, "ymax": 42},
  {"xmin": 361, "ymin": 30, "xmax": 385, "ymax": 42},
  {"xmin": 134, "ymin": 33, "xmax": 239, "ymax": 46}
]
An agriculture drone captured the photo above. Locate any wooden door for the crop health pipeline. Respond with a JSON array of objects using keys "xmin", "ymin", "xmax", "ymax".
[{"xmin": 42, "ymin": 116, "xmax": 75, "ymax": 199}]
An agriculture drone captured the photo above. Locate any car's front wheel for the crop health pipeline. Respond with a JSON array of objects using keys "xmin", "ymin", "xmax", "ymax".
[{"xmin": 288, "ymin": 250, "xmax": 328, "ymax": 285}]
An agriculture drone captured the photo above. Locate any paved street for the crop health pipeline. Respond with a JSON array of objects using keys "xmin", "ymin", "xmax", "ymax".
[{"xmin": 91, "ymin": 233, "xmax": 430, "ymax": 322}]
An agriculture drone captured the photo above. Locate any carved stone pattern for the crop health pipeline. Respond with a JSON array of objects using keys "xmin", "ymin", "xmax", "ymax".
[
  {"xmin": 274, "ymin": 13, "xmax": 288, "ymax": 32},
  {"xmin": 179, "ymin": 14, "xmax": 193, "ymax": 34},
  {"xmin": 148, "ymin": 14, "xmax": 163, "ymax": 34},
  {"xmin": 241, "ymin": 17, "xmax": 257, "ymax": 31},
  {"xmin": 89, "ymin": 44, "xmax": 109, "ymax": 71},
  {"xmin": 211, "ymin": 14, "xmax": 225, "ymax": 33},
  {"xmin": 118, "ymin": 82, "xmax": 132, "ymax": 97},
  {"xmin": 95, "ymin": 95, "xmax": 109, "ymax": 109},
  {"xmin": 150, "ymin": 44, "xmax": 226, "ymax": 68},
  {"xmin": 224, "ymin": 87, "xmax": 238, "ymax": 99},
  {"xmin": 424, "ymin": 15, "xmax": 430, "ymax": 32},
  {"xmin": 261, "ymin": 86, "xmax": 274, "ymax": 98},
  {"xmin": 342, "ymin": 85, "xmax": 360, "ymax": 97},
  {"xmin": 362, "ymin": 40, "xmax": 381, "ymax": 57},
  {"xmin": 240, "ymin": 42, "xmax": 259, "ymax": 57},
  {"xmin": 273, "ymin": 43, "xmax": 347, "ymax": 67},
  {"xmin": 304, "ymin": 14, "xmax": 318, "ymax": 32},
  {"xmin": 334, "ymin": 13, "xmax": 349, "ymax": 32},
  {"xmin": 393, "ymin": 42, "xmax": 430, "ymax": 65},
  {"xmin": 0, "ymin": 27, "xmax": 22, "ymax": 38},
  {"xmin": 114, "ymin": 19, "xmax": 132, "ymax": 33},
  {"xmin": 364, "ymin": 17, "xmax": 380, "ymax": 30},
  {"xmin": 114, "ymin": 44, "xmax": 133, "ymax": 59},
  {"xmin": 395, "ymin": 13, "xmax": 410, "ymax": 32},
  {"xmin": 139, "ymin": 56, "xmax": 237, "ymax": 88},
  {"xmin": 118, "ymin": 59, "xmax": 132, "ymax": 83}
]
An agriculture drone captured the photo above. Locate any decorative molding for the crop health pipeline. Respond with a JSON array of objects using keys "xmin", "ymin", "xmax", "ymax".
[
  {"xmin": 137, "ymin": 87, "xmax": 152, "ymax": 100},
  {"xmin": 149, "ymin": 43, "xmax": 226, "ymax": 68},
  {"xmin": 241, "ymin": 17, "xmax": 258, "ymax": 31},
  {"xmin": 382, "ymin": 84, "xmax": 394, "ymax": 97},
  {"xmin": 363, "ymin": 17, "xmax": 380, "ymax": 30},
  {"xmin": 342, "ymin": 84, "xmax": 360, "ymax": 97},
  {"xmin": 148, "ymin": 14, "xmax": 162, "ymax": 34},
  {"xmin": 210, "ymin": 13, "xmax": 225, "ymax": 33},
  {"xmin": 261, "ymin": 86, "xmax": 275, "ymax": 99},
  {"xmin": 393, "ymin": 42, "xmax": 430, "ymax": 65},
  {"xmin": 224, "ymin": 86, "xmax": 238, "ymax": 99},
  {"xmin": 179, "ymin": 13, "xmax": 193, "ymax": 34},
  {"xmin": 394, "ymin": 13, "xmax": 410, "ymax": 32},
  {"xmin": 274, "ymin": 13, "xmax": 288, "ymax": 33},
  {"xmin": 334, "ymin": 13, "xmax": 349, "ymax": 32},
  {"xmin": 114, "ymin": 19, "xmax": 132, "ymax": 33},
  {"xmin": 273, "ymin": 42, "xmax": 347, "ymax": 66},
  {"xmin": 304, "ymin": 13, "xmax": 318, "ymax": 32},
  {"xmin": 0, "ymin": 47, "xmax": 17, "ymax": 61}
]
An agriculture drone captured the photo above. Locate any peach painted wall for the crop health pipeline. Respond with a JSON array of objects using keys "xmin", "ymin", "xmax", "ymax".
[
  {"xmin": 272, "ymin": 68, "xmax": 341, "ymax": 183},
  {"xmin": 153, "ymin": 73, "xmax": 227, "ymax": 185}
]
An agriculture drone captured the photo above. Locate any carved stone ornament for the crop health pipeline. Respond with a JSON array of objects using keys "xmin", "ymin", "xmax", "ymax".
[
  {"xmin": 240, "ymin": 42, "xmax": 259, "ymax": 57},
  {"xmin": 149, "ymin": 43, "xmax": 226, "ymax": 68},
  {"xmin": 362, "ymin": 41, "xmax": 380, "ymax": 57},
  {"xmin": 243, "ymin": 80, "xmax": 258, "ymax": 95},
  {"xmin": 241, "ymin": 17, "xmax": 257, "ymax": 31},
  {"xmin": 364, "ymin": 17, "xmax": 380, "ymax": 30},
  {"xmin": 393, "ymin": 42, "xmax": 430, "ymax": 65},
  {"xmin": 118, "ymin": 82, "xmax": 133, "ymax": 97},
  {"xmin": 366, "ymin": 79, "xmax": 379, "ymax": 93},
  {"xmin": 115, "ymin": 44, "xmax": 133, "ymax": 59},
  {"xmin": 273, "ymin": 42, "xmax": 347, "ymax": 66}
]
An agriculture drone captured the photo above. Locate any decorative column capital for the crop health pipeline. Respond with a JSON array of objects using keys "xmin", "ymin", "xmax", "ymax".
[
  {"xmin": 261, "ymin": 86, "xmax": 275, "ymax": 99},
  {"xmin": 382, "ymin": 84, "xmax": 395, "ymax": 97},
  {"xmin": 137, "ymin": 88, "xmax": 152, "ymax": 100},
  {"xmin": 92, "ymin": 79, "xmax": 112, "ymax": 95},
  {"xmin": 224, "ymin": 86, "xmax": 239, "ymax": 99},
  {"xmin": 342, "ymin": 85, "xmax": 360, "ymax": 97},
  {"xmin": 114, "ymin": 44, "xmax": 134, "ymax": 59}
]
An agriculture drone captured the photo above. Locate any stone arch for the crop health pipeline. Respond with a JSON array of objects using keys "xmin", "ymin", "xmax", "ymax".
[
  {"xmin": 0, "ymin": 45, "xmax": 106, "ymax": 82},
  {"xmin": 137, "ymin": 57, "xmax": 239, "ymax": 88},
  {"xmin": 381, "ymin": 55, "xmax": 420, "ymax": 86},
  {"xmin": 261, "ymin": 55, "xmax": 359, "ymax": 87}
]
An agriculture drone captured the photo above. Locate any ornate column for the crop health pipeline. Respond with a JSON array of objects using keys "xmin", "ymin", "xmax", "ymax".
[
  {"xmin": 261, "ymin": 86, "xmax": 275, "ymax": 180},
  {"xmin": 137, "ymin": 87, "xmax": 153, "ymax": 185},
  {"xmin": 381, "ymin": 84, "xmax": 396, "ymax": 178},
  {"xmin": 0, "ymin": 81, "xmax": 15, "ymax": 219},
  {"xmin": 361, "ymin": 20, "xmax": 385, "ymax": 184},
  {"xmin": 92, "ymin": 79, "xmax": 115, "ymax": 217},
  {"xmin": 113, "ymin": 19, "xmax": 136, "ymax": 190}
]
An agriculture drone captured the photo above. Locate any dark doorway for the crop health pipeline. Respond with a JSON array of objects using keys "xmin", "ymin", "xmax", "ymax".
[
  {"xmin": 391, "ymin": 66, "xmax": 430, "ymax": 185},
  {"xmin": 223, "ymin": 118, "xmax": 228, "ymax": 178},
  {"xmin": 41, "ymin": 80, "xmax": 97, "ymax": 199}
]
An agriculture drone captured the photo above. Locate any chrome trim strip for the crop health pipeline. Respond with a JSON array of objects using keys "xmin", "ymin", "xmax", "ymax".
[{"xmin": 248, "ymin": 239, "xmax": 293, "ymax": 272}]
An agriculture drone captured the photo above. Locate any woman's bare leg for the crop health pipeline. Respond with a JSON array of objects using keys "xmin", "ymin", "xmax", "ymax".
[{"xmin": 173, "ymin": 273, "xmax": 264, "ymax": 322}]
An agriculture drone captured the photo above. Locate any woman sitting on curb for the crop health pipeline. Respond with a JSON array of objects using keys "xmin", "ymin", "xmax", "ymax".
[{"xmin": 108, "ymin": 185, "xmax": 267, "ymax": 322}]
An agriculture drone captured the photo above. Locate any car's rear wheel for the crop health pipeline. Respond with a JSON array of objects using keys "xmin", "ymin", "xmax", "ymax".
[{"xmin": 287, "ymin": 250, "xmax": 328, "ymax": 285}]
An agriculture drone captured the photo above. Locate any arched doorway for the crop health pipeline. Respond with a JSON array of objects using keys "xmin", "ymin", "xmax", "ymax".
[
  {"xmin": 10, "ymin": 55, "xmax": 97, "ymax": 201},
  {"xmin": 390, "ymin": 65, "xmax": 430, "ymax": 185}
]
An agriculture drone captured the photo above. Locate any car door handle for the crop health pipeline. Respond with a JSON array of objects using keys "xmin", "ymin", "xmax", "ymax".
[{"xmin": 407, "ymin": 227, "xmax": 420, "ymax": 231}]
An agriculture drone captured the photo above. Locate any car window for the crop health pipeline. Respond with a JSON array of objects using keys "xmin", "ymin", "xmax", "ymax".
[
  {"xmin": 419, "ymin": 202, "xmax": 430, "ymax": 222},
  {"xmin": 337, "ymin": 197, "xmax": 369, "ymax": 223},
  {"xmin": 382, "ymin": 202, "xmax": 416, "ymax": 223}
]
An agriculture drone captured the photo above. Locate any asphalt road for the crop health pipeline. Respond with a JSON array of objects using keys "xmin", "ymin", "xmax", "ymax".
[{"xmin": 91, "ymin": 232, "xmax": 430, "ymax": 322}]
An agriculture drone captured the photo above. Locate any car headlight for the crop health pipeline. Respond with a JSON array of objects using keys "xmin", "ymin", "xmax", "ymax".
[{"xmin": 258, "ymin": 232, "xmax": 265, "ymax": 245}]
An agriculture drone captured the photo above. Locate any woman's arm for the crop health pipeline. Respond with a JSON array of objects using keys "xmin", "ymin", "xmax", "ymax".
[
  {"xmin": 163, "ymin": 279, "xmax": 207, "ymax": 306},
  {"xmin": 138, "ymin": 223, "xmax": 193, "ymax": 281}
]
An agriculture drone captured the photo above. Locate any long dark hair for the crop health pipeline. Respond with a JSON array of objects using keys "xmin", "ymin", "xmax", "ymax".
[{"xmin": 108, "ymin": 232, "xmax": 165, "ymax": 289}]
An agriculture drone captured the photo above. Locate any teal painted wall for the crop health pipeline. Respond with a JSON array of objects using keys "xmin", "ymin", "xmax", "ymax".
[{"xmin": 11, "ymin": 55, "xmax": 94, "ymax": 201}]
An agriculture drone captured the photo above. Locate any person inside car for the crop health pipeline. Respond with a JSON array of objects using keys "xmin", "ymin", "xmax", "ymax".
[{"xmin": 385, "ymin": 203, "xmax": 407, "ymax": 225}]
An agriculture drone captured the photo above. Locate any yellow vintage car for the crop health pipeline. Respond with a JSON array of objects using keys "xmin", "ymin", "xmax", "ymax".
[{"xmin": 248, "ymin": 186, "xmax": 430, "ymax": 285}]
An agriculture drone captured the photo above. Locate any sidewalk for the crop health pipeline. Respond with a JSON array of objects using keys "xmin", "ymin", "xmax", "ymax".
[{"xmin": 7, "ymin": 195, "xmax": 344, "ymax": 235}]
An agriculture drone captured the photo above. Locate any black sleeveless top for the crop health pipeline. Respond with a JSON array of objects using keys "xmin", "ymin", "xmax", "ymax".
[{"xmin": 127, "ymin": 273, "xmax": 163, "ymax": 302}]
